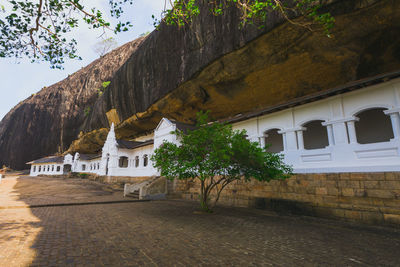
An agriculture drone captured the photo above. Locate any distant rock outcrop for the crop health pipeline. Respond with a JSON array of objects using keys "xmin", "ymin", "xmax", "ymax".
[
  {"xmin": 1, "ymin": 0, "xmax": 400, "ymax": 169},
  {"xmin": 0, "ymin": 38, "xmax": 145, "ymax": 169}
]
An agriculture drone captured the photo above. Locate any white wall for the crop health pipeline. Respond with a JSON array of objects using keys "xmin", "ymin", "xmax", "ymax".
[
  {"xmin": 28, "ymin": 78, "xmax": 400, "ymax": 176},
  {"xmin": 154, "ymin": 118, "xmax": 179, "ymax": 149},
  {"xmin": 232, "ymin": 78, "xmax": 400, "ymax": 173},
  {"xmin": 30, "ymin": 163, "xmax": 64, "ymax": 176},
  {"xmin": 106, "ymin": 145, "xmax": 157, "ymax": 177}
]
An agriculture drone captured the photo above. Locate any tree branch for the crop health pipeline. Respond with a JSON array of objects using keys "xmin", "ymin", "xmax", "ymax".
[{"xmin": 29, "ymin": 0, "xmax": 44, "ymax": 56}]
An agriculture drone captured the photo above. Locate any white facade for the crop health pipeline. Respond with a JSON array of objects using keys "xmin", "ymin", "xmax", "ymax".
[
  {"xmin": 28, "ymin": 78, "xmax": 400, "ymax": 176},
  {"xmin": 29, "ymin": 161, "xmax": 64, "ymax": 176},
  {"xmin": 232, "ymin": 78, "xmax": 400, "ymax": 173}
]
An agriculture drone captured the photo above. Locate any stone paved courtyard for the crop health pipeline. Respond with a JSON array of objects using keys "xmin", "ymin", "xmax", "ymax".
[{"xmin": 0, "ymin": 176, "xmax": 400, "ymax": 266}]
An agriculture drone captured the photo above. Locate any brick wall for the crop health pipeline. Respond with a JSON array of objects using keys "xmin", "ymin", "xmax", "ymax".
[{"xmin": 170, "ymin": 173, "xmax": 400, "ymax": 226}]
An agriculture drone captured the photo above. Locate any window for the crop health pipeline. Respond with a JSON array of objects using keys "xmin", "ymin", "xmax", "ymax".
[
  {"xmin": 355, "ymin": 108, "xmax": 393, "ymax": 144},
  {"xmin": 119, "ymin": 156, "xmax": 129, "ymax": 168},
  {"xmin": 302, "ymin": 120, "xmax": 329, "ymax": 150},
  {"xmin": 38, "ymin": 166, "xmax": 41, "ymax": 172},
  {"xmin": 33, "ymin": 166, "xmax": 36, "ymax": 172},
  {"xmin": 47, "ymin": 166, "xmax": 50, "ymax": 172},
  {"xmin": 264, "ymin": 129, "xmax": 284, "ymax": 153},
  {"xmin": 51, "ymin": 165, "xmax": 54, "ymax": 172},
  {"xmin": 135, "ymin": 156, "xmax": 139, "ymax": 168},
  {"xmin": 143, "ymin": 154, "xmax": 148, "ymax": 167},
  {"xmin": 97, "ymin": 163, "xmax": 100, "ymax": 169},
  {"xmin": 82, "ymin": 164, "xmax": 86, "ymax": 171},
  {"xmin": 57, "ymin": 166, "xmax": 60, "ymax": 172}
]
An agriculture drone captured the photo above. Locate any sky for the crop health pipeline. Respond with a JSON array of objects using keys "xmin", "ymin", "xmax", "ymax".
[{"xmin": 0, "ymin": 0, "xmax": 169, "ymax": 120}]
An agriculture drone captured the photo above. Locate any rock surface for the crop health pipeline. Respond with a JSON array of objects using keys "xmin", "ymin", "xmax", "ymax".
[
  {"xmin": 1, "ymin": 0, "xmax": 400, "ymax": 169},
  {"xmin": 0, "ymin": 38, "xmax": 145, "ymax": 169}
]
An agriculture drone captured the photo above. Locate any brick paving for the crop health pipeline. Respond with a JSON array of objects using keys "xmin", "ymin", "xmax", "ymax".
[{"xmin": 0, "ymin": 176, "xmax": 400, "ymax": 266}]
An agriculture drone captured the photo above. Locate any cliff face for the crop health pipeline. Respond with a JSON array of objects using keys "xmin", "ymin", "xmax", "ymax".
[
  {"xmin": 72, "ymin": 0, "xmax": 400, "ymax": 151},
  {"xmin": 0, "ymin": 39, "xmax": 145, "ymax": 169},
  {"xmin": 1, "ymin": 0, "xmax": 400, "ymax": 169}
]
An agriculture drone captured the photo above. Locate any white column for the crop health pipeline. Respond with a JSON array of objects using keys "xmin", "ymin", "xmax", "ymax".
[
  {"xmin": 296, "ymin": 130, "xmax": 304, "ymax": 150},
  {"xmin": 326, "ymin": 124, "xmax": 335, "ymax": 146},
  {"xmin": 279, "ymin": 131, "xmax": 298, "ymax": 151},
  {"xmin": 282, "ymin": 133, "xmax": 287, "ymax": 151},
  {"xmin": 388, "ymin": 112, "xmax": 400, "ymax": 139},
  {"xmin": 346, "ymin": 120, "xmax": 358, "ymax": 144},
  {"xmin": 259, "ymin": 134, "xmax": 267, "ymax": 148}
]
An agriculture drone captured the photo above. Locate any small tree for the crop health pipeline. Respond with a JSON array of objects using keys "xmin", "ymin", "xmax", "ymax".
[
  {"xmin": 93, "ymin": 37, "xmax": 118, "ymax": 57},
  {"xmin": 151, "ymin": 112, "xmax": 292, "ymax": 212}
]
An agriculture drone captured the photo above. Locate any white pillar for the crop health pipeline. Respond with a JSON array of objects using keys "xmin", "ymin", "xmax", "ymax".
[
  {"xmin": 259, "ymin": 135, "xmax": 266, "ymax": 148},
  {"xmin": 282, "ymin": 133, "xmax": 287, "ymax": 151},
  {"xmin": 326, "ymin": 124, "xmax": 335, "ymax": 146},
  {"xmin": 388, "ymin": 112, "xmax": 400, "ymax": 140},
  {"xmin": 296, "ymin": 130, "xmax": 305, "ymax": 150},
  {"xmin": 346, "ymin": 120, "xmax": 358, "ymax": 144}
]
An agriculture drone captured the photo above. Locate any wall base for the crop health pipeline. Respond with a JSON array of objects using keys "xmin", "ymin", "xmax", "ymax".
[{"xmin": 169, "ymin": 172, "xmax": 400, "ymax": 226}]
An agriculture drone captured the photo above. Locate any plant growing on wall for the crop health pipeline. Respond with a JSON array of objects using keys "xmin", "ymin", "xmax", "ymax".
[
  {"xmin": 84, "ymin": 106, "xmax": 91, "ymax": 117},
  {"xmin": 97, "ymin": 81, "xmax": 111, "ymax": 97},
  {"xmin": 151, "ymin": 111, "xmax": 292, "ymax": 212}
]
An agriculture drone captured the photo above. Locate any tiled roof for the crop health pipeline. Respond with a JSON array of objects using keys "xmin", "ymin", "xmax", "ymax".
[
  {"xmin": 79, "ymin": 154, "xmax": 102, "ymax": 161},
  {"xmin": 224, "ymin": 70, "xmax": 400, "ymax": 125},
  {"xmin": 116, "ymin": 139, "xmax": 154, "ymax": 150},
  {"xmin": 171, "ymin": 120, "xmax": 197, "ymax": 133},
  {"xmin": 27, "ymin": 156, "xmax": 64, "ymax": 164}
]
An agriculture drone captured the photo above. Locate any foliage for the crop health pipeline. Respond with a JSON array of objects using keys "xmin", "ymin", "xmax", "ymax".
[
  {"xmin": 97, "ymin": 81, "xmax": 111, "ymax": 97},
  {"xmin": 93, "ymin": 37, "xmax": 118, "ymax": 57},
  {"xmin": 0, "ymin": 0, "xmax": 133, "ymax": 68},
  {"xmin": 84, "ymin": 106, "xmax": 91, "ymax": 117},
  {"xmin": 151, "ymin": 111, "xmax": 292, "ymax": 212},
  {"xmin": 139, "ymin": 31, "xmax": 151, "ymax": 37},
  {"xmin": 78, "ymin": 173, "xmax": 88, "ymax": 179},
  {"xmin": 159, "ymin": 0, "xmax": 335, "ymax": 36},
  {"xmin": 1, "ymin": 0, "xmax": 335, "ymax": 68}
]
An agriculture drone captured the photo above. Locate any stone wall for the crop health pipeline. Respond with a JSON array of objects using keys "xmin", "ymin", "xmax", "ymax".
[
  {"xmin": 170, "ymin": 172, "xmax": 400, "ymax": 226},
  {"xmin": 90, "ymin": 175, "xmax": 151, "ymax": 185}
]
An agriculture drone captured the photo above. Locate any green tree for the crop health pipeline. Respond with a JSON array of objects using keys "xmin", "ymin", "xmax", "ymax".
[
  {"xmin": 93, "ymin": 37, "xmax": 118, "ymax": 57},
  {"xmin": 151, "ymin": 111, "xmax": 292, "ymax": 212},
  {"xmin": 0, "ymin": 0, "xmax": 133, "ymax": 68}
]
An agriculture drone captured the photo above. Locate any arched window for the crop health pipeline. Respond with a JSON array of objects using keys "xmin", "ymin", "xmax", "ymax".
[
  {"xmin": 97, "ymin": 163, "xmax": 100, "ymax": 169},
  {"xmin": 119, "ymin": 156, "xmax": 129, "ymax": 168},
  {"xmin": 82, "ymin": 164, "xmax": 86, "ymax": 171},
  {"xmin": 33, "ymin": 166, "xmax": 36, "ymax": 172},
  {"xmin": 264, "ymin": 129, "xmax": 284, "ymax": 153},
  {"xmin": 303, "ymin": 120, "xmax": 329, "ymax": 150},
  {"xmin": 355, "ymin": 108, "xmax": 393, "ymax": 144},
  {"xmin": 51, "ymin": 165, "xmax": 54, "ymax": 172},
  {"xmin": 57, "ymin": 166, "xmax": 60, "ymax": 172},
  {"xmin": 143, "ymin": 154, "xmax": 148, "ymax": 167},
  {"xmin": 38, "ymin": 166, "xmax": 41, "ymax": 172},
  {"xmin": 135, "ymin": 156, "xmax": 139, "ymax": 168}
]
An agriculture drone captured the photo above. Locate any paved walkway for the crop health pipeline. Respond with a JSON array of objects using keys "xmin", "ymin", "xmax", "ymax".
[{"xmin": 0, "ymin": 176, "xmax": 400, "ymax": 266}]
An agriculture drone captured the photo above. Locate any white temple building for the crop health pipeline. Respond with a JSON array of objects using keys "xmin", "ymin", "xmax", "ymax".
[{"xmin": 28, "ymin": 75, "xmax": 400, "ymax": 176}]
